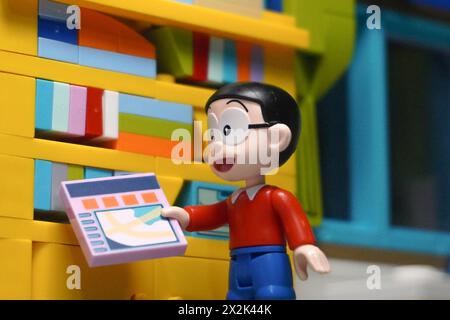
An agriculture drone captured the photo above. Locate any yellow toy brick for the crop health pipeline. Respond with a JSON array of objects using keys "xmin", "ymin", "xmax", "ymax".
[
  {"xmin": 0, "ymin": 50, "xmax": 212, "ymax": 107},
  {"xmin": 0, "ymin": 0, "xmax": 37, "ymax": 56},
  {"xmin": 0, "ymin": 134, "xmax": 157, "ymax": 174},
  {"xmin": 32, "ymin": 242, "xmax": 158, "ymax": 299},
  {"xmin": 266, "ymin": 174, "xmax": 297, "ymax": 195},
  {"xmin": 264, "ymin": 46, "xmax": 297, "ymax": 97},
  {"xmin": 56, "ymin": 0, "xmax": 309, "ymax": 49},
  {"xmin": 185, "ymin": 236, "xmax": 229, "ymax": 260},
  {"xmin": 280, "ymin": 153, "xmax": 297, "ymax": 176},
  {"xmin": 0, "ymin": 239, "xmax": 32, "ymax": 299},
  {"xmin": 155, "ymin": 256, "xmax": 228, "ymax": 300},
  {"xmin": 0, "ymin": 72, "xmax": 35, "ymax": 138},
  {"xmin": 0, "ymin": 154, "xmax": 34, "ymax": 220},
  {"xmin": 194, "ymin": 0, "xmax": 264, "ymax": 19},
  {"xmin": 156, "ymin": 175, "xmax": 184, "ymax": 205},
  {"xmin": 0, "ymin": 217, "xmax": 76, "ymax": 246}
]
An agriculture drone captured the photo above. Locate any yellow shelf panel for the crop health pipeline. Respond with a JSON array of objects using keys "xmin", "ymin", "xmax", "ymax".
[
  {"xmin": 0, "ymin": 216, "xmax": 229, "ymax": 260},
  {"xmin": 56, "ymin": 0, "xmax": 309, "ymax": 50},
  {"xmin": 0, "ymin": 133, "xmax": 295, "ymax": 188},
  {"xmin": 0, "ymin": 133, "xmax": 157, "ymax": 173},
  {"xmin": 0, "ymin": 217, "xmax": 77, "ymax": 245},
  {"xmin": 0, "ymin": 50, "xmax": 213, "ymax": 107}
]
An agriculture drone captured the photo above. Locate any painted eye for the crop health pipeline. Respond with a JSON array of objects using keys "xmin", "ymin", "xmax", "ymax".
[
  {"xmin": 207, "ymin": 113, "xmax": 219, "ymax": 142},
  {"xmin": 223, "ymin": 125, "xmax": 231, "ymax": 136},
  {"xmin": 218, "ymin": 107, "xmax": 250, "ymax": 145}
]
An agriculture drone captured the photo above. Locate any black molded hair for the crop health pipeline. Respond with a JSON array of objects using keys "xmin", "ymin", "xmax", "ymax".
[{"xmin": 205, "ymin": 82, "xmax": 300, "ymax": 166}]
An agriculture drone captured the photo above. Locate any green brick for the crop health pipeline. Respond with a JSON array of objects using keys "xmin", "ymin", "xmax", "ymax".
[{"xmin": 119, "ymin": 113, "xmax": 193, "ymax": 139}]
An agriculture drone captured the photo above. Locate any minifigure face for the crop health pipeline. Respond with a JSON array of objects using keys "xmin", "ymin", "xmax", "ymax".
[{"xmin": 205, "ymin": 98, "xmax": 292, "ymax": 181}]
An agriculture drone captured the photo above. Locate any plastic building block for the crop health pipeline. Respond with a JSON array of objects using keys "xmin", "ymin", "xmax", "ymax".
[
  {"xmin": 0, "ymin": 50, "xmax": 211, "ymax": 107},
  {"xmin": 237, "ymin": 42, "xmax": 252, "ymax": 81},
  {"xmin": 40, "ymin": 1, "xmax": 309, "ymax": 49},
  {"xmin": 172, "ymin": 0, "xmax": 194, "ymax": 4},
  {"xmin": 60, "ymin": 173, "xmax": 187, "ymax": 267},
  {"xmin": 0, "ymin": 0, "xmax": 37, "ymax": 56},
  {"xmin": 191, "ymin": 33, "xmax": 209, "ymax": 82},
  {"xmin": 0, "ymin": 72, "xmax": 34, "ymax": 138},
  {"xmin": 80, "ymin": 8, "xmax": 156, "ymax": 59},
  {"xmin": 194, "ymin": 0, "xmax": 264, "ymax": 19},
  {"xmin": 115, "ymin": 132, "xmax": 183, "ymax": 158},
  {"xmin": 145, "ymin": 27, "xmax": 193, "ymax": 78},
  {"xmin": 265, "ymin": 0, "xmax": 283, "ymax": 12},
  {"xmin": 118, "ymin": 113, "xmax": 193, "ymax": 139},
  {"xmin": 155, "ymin": 256, "xmax": 228, "ymax": 300},
  {"xmin": 250, "ymin": 45, "xmax": 264, "ymax": 82},
  {"xmin": 68, "ymin": 85, "xmax": 87, "ymax": 136},
  {"xmin": 90, "ymin": 90, "xmax": 119, "ymax": 142},
  {"xmin": 52, "ymin": 81, "xmax": 70, "ymax": 133},
  {"xmin": 113, "ymin": 171, "xmax": 134, "ymax": 176},
  {"xmin": 38, "ymin": 37, "xmax": 79, "ymax": 64},
  {"xmin": 263, "ymin": 46, "xmax": 296, "ymax": 96},
  {"xmin": 157, "ymin": 175, "xmax": 184, "ymax": 206},
  {"xmin": 117, "ymin": 22, "xmax": 156, "ymax": 59},
  {"xmin": 38, "ymin": 17, "xmax": 78, "ymax": 45},
  {"xmin": 0, "ymin": 239, "xmax": 32, "ymax": 299},
  {"xmin": 155, "ymin": 157, "xmax": 238, "ymax": 185},
  {"xmin": 0, "ymin": 133, "xmax": 157, "ymax": 175},
  {"xmin": 35, "ymin": 79, "xmax": 54, "ymax": 131},
  {"xmin": 98, "ymin": 90, "xmax": 119, "ymax": 141},
  {"xmin": 51, "ymin": 162, "xmax": 67, "ymax": 211},
  {"xmin": 207, "ymin": 37, "xmax": 224, "ymax": 83},
  {"xmin": 78, "ymin": 46, "xmax": 156, "ymax": 78},
  {"xmin": 39, "ymin": 0, "xmax": 69, "ymax": 21},
  {"xmin": 79, "ymin": 8, "xmax": 120, "ymax": 52},
  {"xmin": 67, "ymin": 164, "xmax": 84, "ymax": 180},
  {"xmin": 85, "ymin": 87, "xmax": 103, "ymax": 138},
  {"xmin": 119, "ymin": 94, "xmax": 193, "ymax": 124},
  {"xmin": 176, "ymin": 181, "xmax": 236, "ymax": 239},
  {"xmin": 0, "ymin": 154, "xmax": 34, "ymax": 220},
  {"xmin": 223, "ymin": 39, "xmax": 238, "ymax": 83},
  {"xmin": 266, "ymin": 173, "xmax": 297, "ymax": 196},
  {"xmin": 34, "ymin": 159, "xmax": 52, "ymax": 211},
  {"xmin": 84, "ymin": 167, "xmax": 113, "ymax": 179},
  {"xmin": 177, "ymin": 181, "xmax": 237, "ymax": 206},
  {"xmin": 32, "ymin": 242, "xmax": 158, "ymax": 299}
]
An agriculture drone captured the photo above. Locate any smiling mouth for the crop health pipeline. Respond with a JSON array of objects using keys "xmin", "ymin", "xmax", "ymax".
[{"xmin": 213, "ymin": 158, "xmax": 235, "ymax": 172}]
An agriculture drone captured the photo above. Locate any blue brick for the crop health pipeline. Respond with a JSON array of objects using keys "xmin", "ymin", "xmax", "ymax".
[
  {"xmin": 223, "ymin": 40, "xmax": 237, "ymax": 84},
  {"xmin": 35, "ymin": 79, "xmax": 54, "ymax": 131},
  {"xmin": 38, "ymin": 37, "xmax": 79, "ymax": 64},
  {"xmin": 79, "ymin": 46, "xmax": 157, "ymax": 78},
  {"xmin": 38, "ymin": 17, "xmax": 78, "ymax": 44},
  {"xmin": 34, "ymin": 160, "xmax": 53, "ymax": 211},
  {"xmin": 119, "ymin": 94, "xmax": 193, "ymax": 124},
  {"xmin": 39, "ymin": 0, "xmax": 70, "ymax": 22},
  {"xmin": 265, "ymin": 0, "xmax": 283, "ymax": 12},
  {"xmin": 84, "ymin": 167, "xmax": 114, "ymax": 179}
]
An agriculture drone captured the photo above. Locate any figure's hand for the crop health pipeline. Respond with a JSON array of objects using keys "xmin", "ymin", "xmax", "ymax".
[
  {"xmin": 161, "ymin": 206, "xmax": 190, "ymax": 230},
  {"xmin": 293, "ymin": 245, "xmax": 331, "ymax": 281}
]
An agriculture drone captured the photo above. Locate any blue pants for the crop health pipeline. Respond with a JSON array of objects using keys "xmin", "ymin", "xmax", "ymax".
[{"xmin": 226, "ymin": 245, "xmax": 296, "ymax": 300}]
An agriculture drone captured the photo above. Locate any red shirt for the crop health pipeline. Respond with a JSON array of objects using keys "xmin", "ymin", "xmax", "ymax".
[{"xmin": 185, "ymin": 185, "xmax": 315, "ymax": 250}]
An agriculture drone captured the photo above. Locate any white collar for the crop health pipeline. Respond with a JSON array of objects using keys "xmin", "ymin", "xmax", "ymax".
[{"xmin": 230, "ymin": 184, "xmax": 266, "ymax": 204}]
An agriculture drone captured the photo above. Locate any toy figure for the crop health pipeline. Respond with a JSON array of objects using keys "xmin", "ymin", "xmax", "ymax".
[{"xmin": 162, "ymin": 82, "xmax": 330, "ymax": 300}]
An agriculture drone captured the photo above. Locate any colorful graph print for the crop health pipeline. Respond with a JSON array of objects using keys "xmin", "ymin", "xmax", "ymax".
[{"xmin": 95, "ymin": 205, "xmax": 178, "ymax": 249}]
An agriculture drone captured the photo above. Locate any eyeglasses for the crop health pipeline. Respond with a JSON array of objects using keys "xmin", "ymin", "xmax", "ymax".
[{"xmin": 207, "ymin": 107, "xmax": 278, "ymax": 146}]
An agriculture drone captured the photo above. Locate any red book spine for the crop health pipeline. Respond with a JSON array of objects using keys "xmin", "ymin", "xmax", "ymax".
[
  {"xmin": 191, "ymin": 32, "xmax": 210, "ymax": 82},
  {"xmin": 85, "ymin": 87, "xmax": 103, "ymax": 138}
]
